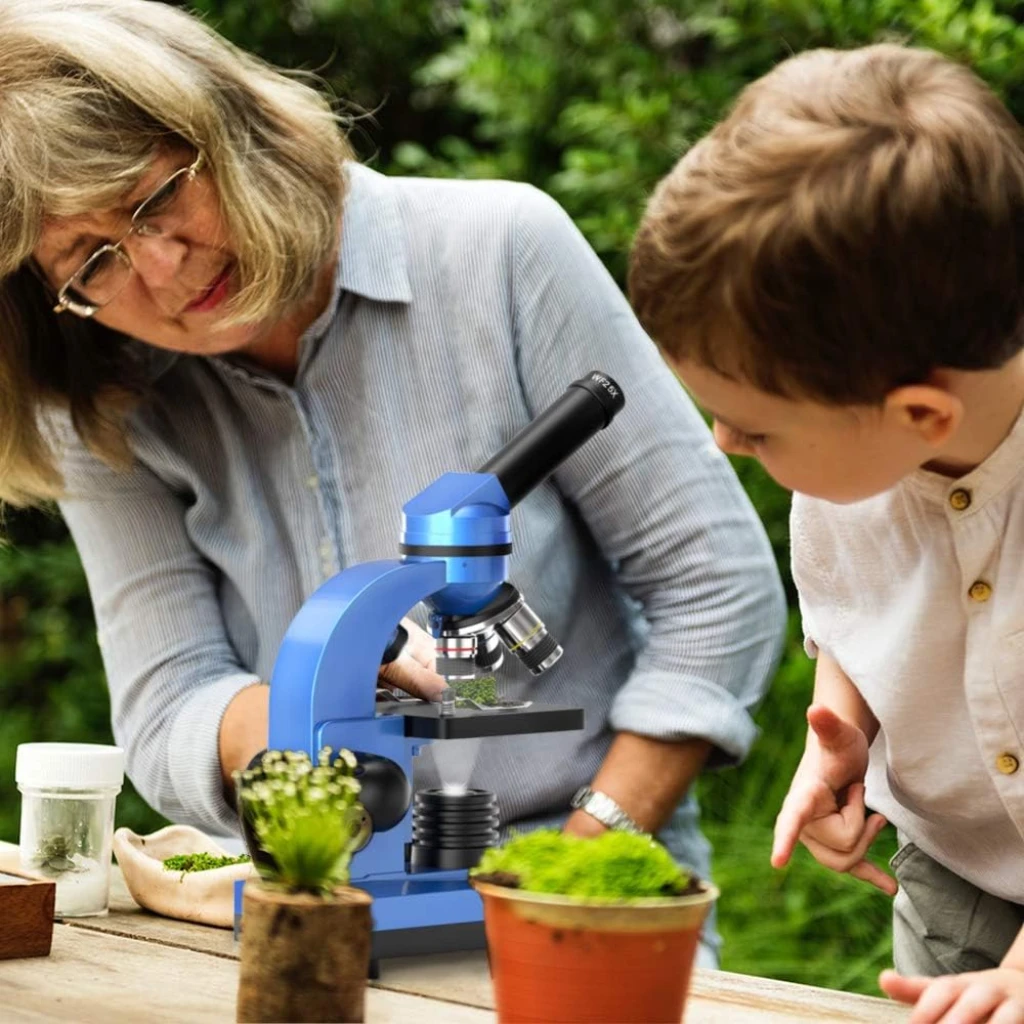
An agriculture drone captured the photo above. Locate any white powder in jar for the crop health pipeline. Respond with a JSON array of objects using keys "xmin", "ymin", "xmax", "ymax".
[{"xmin": 47, "ymin": 855, "xmax": 110, "ymax": 917}]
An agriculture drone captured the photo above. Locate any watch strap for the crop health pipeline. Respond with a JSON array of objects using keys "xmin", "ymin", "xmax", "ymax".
[{"xmin": 571, "ymin": 786, "xmax": 648, "ymax": 835}]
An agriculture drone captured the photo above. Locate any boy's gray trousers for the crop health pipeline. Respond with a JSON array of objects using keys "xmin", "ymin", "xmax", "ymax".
[{"xmin": 892, "ymin": 836, "xmax": 1024, "ymax": 975}]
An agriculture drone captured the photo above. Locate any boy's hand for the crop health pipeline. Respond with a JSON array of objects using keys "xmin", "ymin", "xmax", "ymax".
[
  {"xmin": 771, "ymin": 704, "xmax": 896, "ymax": 895},
  {"xmin": 880, "ymin": 968, "xmax": 1024, "ymax": 1023}
]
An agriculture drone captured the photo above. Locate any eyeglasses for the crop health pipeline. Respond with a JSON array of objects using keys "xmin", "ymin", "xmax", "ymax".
[{"xmin": 53, "ymin": 152, "xmax": 205, "ymax": 319}]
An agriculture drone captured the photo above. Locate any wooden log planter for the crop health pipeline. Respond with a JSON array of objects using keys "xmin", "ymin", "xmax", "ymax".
[
  {"xmin": 236, "ymin": 882, "xmax": 372, "ymax": 1023},
  {"xmin": 233, "ymin": 747, "xmax": 370, "ymax": 1024}
]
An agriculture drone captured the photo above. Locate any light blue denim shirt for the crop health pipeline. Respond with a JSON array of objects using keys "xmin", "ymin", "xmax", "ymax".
[{"xmin": 57, "ymin": 165, "xmax": 784, "ymax": 956}]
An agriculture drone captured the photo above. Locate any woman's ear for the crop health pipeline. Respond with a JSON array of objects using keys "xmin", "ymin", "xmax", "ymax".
[{"xmin": 883, "ymin": 384, "xmax": 963, "ymax": 448}]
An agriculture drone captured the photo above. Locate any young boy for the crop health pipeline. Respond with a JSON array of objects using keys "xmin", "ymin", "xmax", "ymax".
[{"xmin": 630, "ymin": 43, "xmax": 1024, "ymax": 1023}]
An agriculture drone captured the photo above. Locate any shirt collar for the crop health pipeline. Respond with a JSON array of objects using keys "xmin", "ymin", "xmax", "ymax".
[
  {"xmin": 335, "ymin": 162, "xmax": 413, "ymax": 305},
  {"xmin": 907, "ymin": 395, "xmax": 1024, "ymax": 510}
]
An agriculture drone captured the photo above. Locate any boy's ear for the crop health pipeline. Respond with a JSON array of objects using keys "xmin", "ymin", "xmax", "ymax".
[{"xmin": 883, "ymin": 384, "xmax": 963, "ymax": 448}]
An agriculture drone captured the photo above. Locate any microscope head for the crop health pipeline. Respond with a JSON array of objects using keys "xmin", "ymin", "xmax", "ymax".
[{"xmin": 405, "ymin": 370, "xmax": 624, "ymax": 688}]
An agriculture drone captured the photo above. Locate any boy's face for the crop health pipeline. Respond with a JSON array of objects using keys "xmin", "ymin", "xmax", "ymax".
[{"xmin": 676, "ymin": 360, "xmax": 941, "ymax": 503}]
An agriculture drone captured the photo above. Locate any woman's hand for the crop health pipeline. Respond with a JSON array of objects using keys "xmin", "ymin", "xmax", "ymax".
[
  {"xmin": 880, "ymin": 968, "xmax": 1024, "ymax": 1023},
  {"xmin": 220, "ymin": 618, "xmax": 446, "ymax": 793},
  {"xmin": 377, "ymin": 617, "xmax": 447, "ymax": 701}
]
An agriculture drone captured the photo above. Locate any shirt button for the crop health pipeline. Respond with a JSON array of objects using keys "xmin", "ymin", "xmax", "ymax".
[
  {"xmin": 997, "ymin": 753, "xmax": 1020, "ymax": 775},
  {"xmin": 306, "ymin": 475, "xmax": 319, "ymax": 490},
  {"xmin": 949, "ymin": 488, "xmax": 972, "ymax": 511},
  {"xmin": 968, "ymin": 580, "xmax": 993, "ymax": 603}
]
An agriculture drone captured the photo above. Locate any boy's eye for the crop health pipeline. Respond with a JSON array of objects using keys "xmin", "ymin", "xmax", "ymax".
[{"xmin": 720, "ymin": 421, "xmax": 767, "ymax": 446}]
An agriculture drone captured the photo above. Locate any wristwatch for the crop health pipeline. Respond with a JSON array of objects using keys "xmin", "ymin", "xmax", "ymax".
[{"xmin": 570, "ymin": 786, "xmax": 648, "ymax": 835}]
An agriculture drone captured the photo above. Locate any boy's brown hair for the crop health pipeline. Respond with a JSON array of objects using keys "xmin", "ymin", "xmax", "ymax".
[{"xmin": 629, "ymin": 44, "xmax": 1024, "ymax": 404}]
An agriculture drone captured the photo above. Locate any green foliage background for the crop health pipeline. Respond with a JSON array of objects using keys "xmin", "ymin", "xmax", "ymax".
[{"xmin": 5, "ymin": 0, "xmax": 1024, "ymax": 994}]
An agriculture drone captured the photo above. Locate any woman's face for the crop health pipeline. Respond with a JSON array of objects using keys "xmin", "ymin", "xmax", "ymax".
[{"xmin": 32, "ymin": 150, "xmax": 268, "ymax": 357}]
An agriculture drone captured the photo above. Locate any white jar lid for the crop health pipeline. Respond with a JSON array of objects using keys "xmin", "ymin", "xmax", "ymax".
[{"xmin": 15, "ymin": 743, "xmax": 124, "ymax": 790}]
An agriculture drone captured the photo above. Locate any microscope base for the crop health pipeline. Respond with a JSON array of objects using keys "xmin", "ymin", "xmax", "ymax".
[
  {"xmin": 371, "ymin": 919, "xmax": 486, "ymax": 967},
  {"xmin": 361, "ymin": 871, "xmax": 488, "ymax": 975}
]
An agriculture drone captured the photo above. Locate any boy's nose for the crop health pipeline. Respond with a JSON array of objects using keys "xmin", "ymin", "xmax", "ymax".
[{"xmin": 712, "ymin": 420, "xmax": 748, "ymax": 456}]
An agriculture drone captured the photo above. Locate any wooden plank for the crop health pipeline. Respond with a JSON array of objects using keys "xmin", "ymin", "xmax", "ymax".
[
  {"xmin": 372, "ymin": 952, "xmax": 910, "ymax": 1023},
  {"xmin": 688, "ymin": 970, "xmax": 910, "ymax": 1023},
  {"xmin": 0, "ymin": 925, "xmax": 234, "ymax": 1024},
  {"xmin": 57, "ymin": 892, "xmax": 910, "ymax": 1021},
  {"xmin": 70, "ymin": 872, "xmax": 238, "ymax": 959},
  {"xmin": 0, "ymin": 842, "xmax": 910, "ymax": 1021},
  {"xmin": 371, "ymin": 990, "xmax": 494, "ymax": 1023},
  {"xmin": 378, "ymin": 950, "xmax": 493, "ymax": 1008},
  {"xmin": 0, "ymin": 925, "xmax": 494, "ymax": 1023}
]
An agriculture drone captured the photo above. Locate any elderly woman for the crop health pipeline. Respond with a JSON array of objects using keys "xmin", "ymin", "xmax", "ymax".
[{"xmin": 0, "ymin": 0, "xmax": 784, "ymax": 964}]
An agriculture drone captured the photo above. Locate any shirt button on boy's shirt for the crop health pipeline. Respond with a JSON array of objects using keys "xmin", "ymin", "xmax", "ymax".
[
  {"xmin": 968, "ymin": 580, "xmax": 993, "ymax": 603},
  {"xmin": 996, "ymin": 753, "xmax": 1020, "ymax": 776},
  {"xmin": 949, "ymin": 488, "xmax": 972, "ymax": 511}
]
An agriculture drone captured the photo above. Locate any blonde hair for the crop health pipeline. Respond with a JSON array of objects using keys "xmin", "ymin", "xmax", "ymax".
[
  {"xmin": 629, "ymin": 44, "xmax": 1024, "ymax": 404},
  {"xmin": 0, "ymin": 0, "xmax": 353, "ymax": 505}
]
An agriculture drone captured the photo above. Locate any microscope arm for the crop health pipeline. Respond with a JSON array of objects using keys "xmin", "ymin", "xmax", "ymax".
[{"xmin": 268, "ymin": 559, "xmax": 448, "ymax": 752}]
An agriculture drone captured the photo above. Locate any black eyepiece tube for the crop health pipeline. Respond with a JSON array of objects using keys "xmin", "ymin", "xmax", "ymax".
[{"xmin": 478, "ymin": 371, "xmax": 625, "ymax": 507}]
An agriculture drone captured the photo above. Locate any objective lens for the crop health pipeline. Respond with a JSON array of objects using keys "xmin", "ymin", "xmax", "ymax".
[
  {"xmin": 474, "ymin": 629, "xmax": 504, "ymax": 672},
  {"xmin": 494, "ymin": 599, "xmax": 562, "ymax": 675},
  {"xmin": 435, "ymin": 635, "xmax": 477, "ymax": 680}
]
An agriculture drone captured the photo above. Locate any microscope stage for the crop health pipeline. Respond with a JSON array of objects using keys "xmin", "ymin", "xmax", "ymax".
[{"xmin": 379, "ymin": 702, "xmax": 584, "ymax": 739}]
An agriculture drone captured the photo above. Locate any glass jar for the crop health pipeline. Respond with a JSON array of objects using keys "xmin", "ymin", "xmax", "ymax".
[{"xmin": 16, "ymin": 743, "xmax": 124, "ymax": 918}]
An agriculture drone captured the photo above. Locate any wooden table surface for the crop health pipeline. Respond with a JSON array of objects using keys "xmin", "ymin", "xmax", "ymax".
[{"xmin": 0, "ymin": 841, "xmax": 909, "ymax": 1023}]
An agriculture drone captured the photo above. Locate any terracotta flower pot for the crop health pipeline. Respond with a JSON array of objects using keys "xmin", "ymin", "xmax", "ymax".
[
  {"xmin": 472, "ymin": 880, "xmax": 718, "ymax": 1023},
  {"xmin": 236, "ymin": 880, "xmax": 372, "ymax": 1023}
]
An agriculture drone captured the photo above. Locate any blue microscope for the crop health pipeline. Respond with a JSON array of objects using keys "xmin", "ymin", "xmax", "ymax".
[{"xmin": 266, "ymin": 371, "xmax": 625, "ymax": 961}]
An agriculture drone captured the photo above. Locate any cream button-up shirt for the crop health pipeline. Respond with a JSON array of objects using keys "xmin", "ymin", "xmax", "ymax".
[{"xmin": 792, "ymin": 408, "xmax": 1024, "ymax": 903}]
